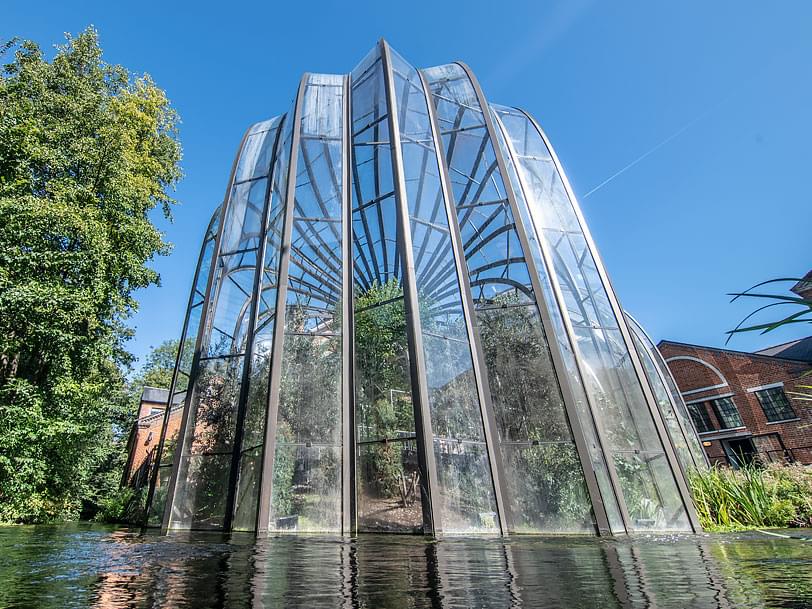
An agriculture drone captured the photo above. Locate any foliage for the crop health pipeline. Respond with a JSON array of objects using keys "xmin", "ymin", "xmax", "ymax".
[
  {"xmin": 688, "ymin": 463, "xmax": 812, "ymax": 531},
  {"xmin": 92, "ymin": 486, "xmax": 137, "ymax": 523},
  {"xmin": 131, "ymin": 339, "xmax": 181, "ymax": 392},
  {"xmin": 727, "ymin": 276, "xmax": 812, "ymax": 400},
  {"xmin": 727, "ymin": 277, "xmax": 812, "ymax": 340},
  {"xmin": 0, "ymin": 29, "xmax": 181, "ymax": 523},
  {"xmin": 354, "ymin": 279, "xmax": 414, "ymax": 502}
]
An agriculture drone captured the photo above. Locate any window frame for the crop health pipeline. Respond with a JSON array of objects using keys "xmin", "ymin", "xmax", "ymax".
[
  {"xmin": 687, "ymin": 401, "xmax": 715, "ymax": 434},
  {"xmin": 754, "ymin": 386, "xmax": 797, "ymax": 424},
  {"xmin": 709, "ymin": 396, "xmax": 744, "ymax": 430}
]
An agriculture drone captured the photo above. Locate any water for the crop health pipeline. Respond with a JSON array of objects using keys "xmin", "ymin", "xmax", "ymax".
[{"xmin": 0, "ymin": 525, "xmax": 810, "ymax": 608}]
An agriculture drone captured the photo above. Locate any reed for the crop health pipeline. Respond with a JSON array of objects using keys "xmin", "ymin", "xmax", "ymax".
[{"xmin": 688, "ymin": 463, "xmax": 812, "ymax": 531}]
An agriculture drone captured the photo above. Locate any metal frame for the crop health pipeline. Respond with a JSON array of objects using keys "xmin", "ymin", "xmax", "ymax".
[
  {"xmin": 223, "ymin": 118, "xmax": 286, "ymax": 531},
  {"xmin": 517, "ymin": 110, "xmax": 701, "ymax": 532},
  {"xmin": 455, "ymin": 63, "xmax": 615, "ymax": 535},
  {"xmin": 341, "ymin": 73, "xmax": 355, "ymax": 534},
  {"xmin": 159, "ymin": 127, "xmax": 252, "ymax": 532},
  {"xmin": 418, "ymin": 69, "xmax": 510, "ymax": 534},
  {"xmin": 490, "ymin": 107, "xmax": 631, "ymax": 533},
  {"xmin": 256, "ymin": 75, "xmax": 308, "ymax": 535},
  {"xmin": 141, "ymin": 207, "xmax": 220, "ymax": 529},
  {"xmin": 149, "ymin": 43, "xmax": 703, "ymax": 537},
  {"xmin": 625, "ymin": 312, "xmax": 710, "ymax": 470},
  {"xmin": 380, "ymin": 39, "xmax": 441, "ymax": 536}
]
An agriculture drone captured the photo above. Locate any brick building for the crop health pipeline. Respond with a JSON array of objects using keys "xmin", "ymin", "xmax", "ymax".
[
  {"xmin": 122, "ymin": 387, "xmax": 184, "ymax": 489},
  {"xmin": 659, "ymin": 337, "xmax": 812, "ymax": 467}
]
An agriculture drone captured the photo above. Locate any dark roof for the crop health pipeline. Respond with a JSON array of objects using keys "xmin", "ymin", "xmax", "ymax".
[
  {"xmin": 790, "ymin": 270, "xmax": 812, "ymax": 299},
  {"xmin": 141, "ymin": 386, "xmax": 170, "ymax": 403},
  {"xmin": 755, "ymin": 336, "xmax": 812, "ymax": 363},
  {"xmin": 140, "ymin": 386, "xmax": 186, "ymax": 405},
  {"xmin": 657, "ymin": 339, "xmax": 812, "ymax": 364}
]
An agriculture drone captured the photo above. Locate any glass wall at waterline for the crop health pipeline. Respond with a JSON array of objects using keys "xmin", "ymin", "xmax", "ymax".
[
  {"xmin": 144, "ymin": 42, "xmax": 700, "ymax": 536},
  {"xmin": 625, "ymin": 314, "xmax": 708, "ymax": 473}
]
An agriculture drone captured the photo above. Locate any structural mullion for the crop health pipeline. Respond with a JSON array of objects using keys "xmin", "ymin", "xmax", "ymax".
[
  {"xmin": 380, "ymin": 40, "xmax": 441, "ymax": 536},
  {"xmin": 142, "ymin": 209, "xmax": 218, "ymax": 530},
  {"xmin": 522, "ymin": 111, "xmax": 701, "ymax": 531},
  {"xmin": 341, "ymin": 73, "xmax": 355, "ymax": 534},
  {"xmin": 492, "ymin": 108, "xmax": 627, "ymax": 535},
  {"xmin": 256, "ymin": 76, "xmax": 308, "ymax": 535},
  {"xmin": 223, "ymin": 117, "xmax": 285, "ymax": 531},
  {"xmin": 160, "ymin": 127, "xmax": 252, "ymax": 532},
  {"xmin": 456, "ymin": 62, "xmax": 616, "ymax": 535},
  {"xmin": 418, "ymin": 69, "xmax": 511, "ymax": 534}
]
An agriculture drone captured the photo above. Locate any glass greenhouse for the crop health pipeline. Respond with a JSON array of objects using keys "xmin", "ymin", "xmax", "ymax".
[{"xmin": 144, "ymin": 42, "xmax": 704, "ymax": 536}]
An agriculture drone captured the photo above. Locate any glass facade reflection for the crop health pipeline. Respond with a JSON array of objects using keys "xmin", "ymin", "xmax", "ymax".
[{"xmin": 145, "ymin": 42, "xmax": 702, "ymax": 536}]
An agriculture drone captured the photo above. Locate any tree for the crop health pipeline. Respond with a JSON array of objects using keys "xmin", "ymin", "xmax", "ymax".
[
  {"xmin": 0, "ymin": 28, "xmax": 182, "ymax": 522},
  {"xmin": 130, "ymin": 339, "xmax": 181, "ymax": 394}
]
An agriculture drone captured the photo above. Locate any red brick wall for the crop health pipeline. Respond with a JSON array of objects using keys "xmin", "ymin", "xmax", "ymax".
[
  {"xmin": 659, "ymin": 342, "xmax": 812, "ymax": 465},
  {"xmin": 125, "ymin": 405, "xmax": 183, "ymax": 486}
]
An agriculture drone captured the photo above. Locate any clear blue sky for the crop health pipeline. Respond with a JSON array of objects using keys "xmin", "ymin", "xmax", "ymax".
[{"xmin": 6, "ymin": 1, "xmax": 811, "ymax": 371}]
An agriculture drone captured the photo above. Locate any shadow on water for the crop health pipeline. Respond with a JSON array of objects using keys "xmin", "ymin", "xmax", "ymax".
[{"xmin": 0, "ymin": 524, "xmax": 810, "ymax": 608}]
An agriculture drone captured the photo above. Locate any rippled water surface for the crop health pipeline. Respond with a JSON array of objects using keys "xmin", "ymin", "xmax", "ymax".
[{"xmin": 0, "ymin": 524, "xmax": 810, "ymax": 608}]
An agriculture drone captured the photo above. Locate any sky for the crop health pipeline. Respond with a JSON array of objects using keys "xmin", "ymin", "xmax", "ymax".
[{"xmin": 5, "ymin": 1, "xmax": 812, "ymax": 372}]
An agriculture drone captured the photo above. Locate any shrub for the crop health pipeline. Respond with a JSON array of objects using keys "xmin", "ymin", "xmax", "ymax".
[
  {"xmin": 689, "ymin": 462, "xmax": 812, "ymax": 531},
  {"xmin": 92, "ymin": 487, "xmax": 137, "ymax": 524}
]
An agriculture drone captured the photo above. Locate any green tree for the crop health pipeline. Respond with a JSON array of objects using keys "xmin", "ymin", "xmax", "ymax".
[
  {"xmin": 0, "ymin": 28, "xmax": 181, "ymax": 522},
  {"xmin": 132, "ymin": 339, "xmax": 181, "ymax": 392}
]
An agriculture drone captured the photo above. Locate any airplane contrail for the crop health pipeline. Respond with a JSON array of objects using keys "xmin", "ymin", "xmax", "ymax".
[{"xmin": 582, "ymin": 98, "xmax": 728, "ymax": 199}]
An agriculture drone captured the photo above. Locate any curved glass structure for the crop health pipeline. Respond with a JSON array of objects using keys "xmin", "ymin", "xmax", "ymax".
[{"xmin": 145, "ymin": 42, "xmax": 702, "ymax": 536}]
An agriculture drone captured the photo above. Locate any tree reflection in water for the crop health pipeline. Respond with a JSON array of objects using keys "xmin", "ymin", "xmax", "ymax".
[{"xmin": 1, "ymin": 525, "xmax": 810, "ymax": 608}]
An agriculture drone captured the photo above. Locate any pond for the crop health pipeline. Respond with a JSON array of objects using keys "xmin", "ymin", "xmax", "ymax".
[{"xmin": 0, "ymin": 524, "xmax": 810, "ymax": 608}]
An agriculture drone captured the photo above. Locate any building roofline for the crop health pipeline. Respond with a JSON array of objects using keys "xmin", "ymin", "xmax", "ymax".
[
  {"xmin": 790, "ymin": 270, "xmax": 812, "ymax": 297},
  {"xmin": 754, "ymin": 337, "xmax": 805, "ymax": 353},
  {"xmin": 657, "ymin": 339, "xmax": 812, "ymax": 365}
]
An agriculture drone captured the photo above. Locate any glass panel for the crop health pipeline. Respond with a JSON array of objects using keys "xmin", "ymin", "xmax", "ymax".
[
  {"xmin": 228, "ymin": 115, "xmax": 289, "ymax": 531},
  {"xmin": 711, "ymin": 397, "xmax": 743, "ymax": 429},
  {"xmin": 489, "ymin": 116, "xmax": 624, "ymax": 531},
  {"xmin": 171, "ymin": 454, "xmax": 231, "ymax": 529},
  {"xmin": 501, "ymin": 443, "xmax": 593, "ymax": 533},
  {"xmin": 161, "ymin": 393, "xmax": 185, "ymax": 462},
  {"xmin": 351, "ymin": 51, "xmax": 422, "ymax": 533},
  {"xmin": 220, "ymin": 179, "xmax": 266, "ymax": 253},
  {"xmin": 278, "ymin": 332, "xmax": 342, "ymax": 445},
  {"xmin": 144, "ymin": 207, "xmax": 219, "ymax": 525},
  {"xmin": 205, "ymin": 251, "xmax": 257, "ymax": 357},
  {"xmin": 268, "ymin": 444, "xmax": 341, "ymax": 532},
  {"xmin": 756, "ymin": 387, "xmax": 796, "ymax": 422},
  {"xmin": 232, "ymin": 447, "xmax": 262, "ymax": 531},
  {"xmin": 235, "ymin": 126, "xmax": 277, "ymax": 183},
  {"xmin": 492, "ymin": 104, "xmax": 692, "ymax": 532},
  {"xmin": 422, "ymin": 63, "xmax": 594, "ymax": 533},
  {"xmin": 613, "ymin": 452, "xmax": 690, "ymax": 531},
  {"xmin": 391, "ymin": 50, "xmax": 497, "ymax": 533},
  {"xmin": 267, "ymin": 74, "xmax": 344, "ymax": 533},
  {"xmin": 146, "ymin": 465, "xmax": 172, "ymax": 526},
  {"xmin": 627, "ymin": 317, "xmax": 697, "ymax": 472},
  {"xmin": 184, "ymin": 356, "xmax": 244, "ymax": 456},
  {"xmin": 167, "ymin": 116, "xmax": 284, "ymax": 531},
  {"xmin": 625, "ymin": 315, "xmax": 707, "ymax": 469},
  {"xmin": 357, "ymin": 440, "xmax": 423, "ymax": 532},
  {"xmin": 477, "ymin": 305, "xmax": 570, "ymax": 443}
]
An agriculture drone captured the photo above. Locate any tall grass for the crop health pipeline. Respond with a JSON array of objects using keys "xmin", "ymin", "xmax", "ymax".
[{"xmin": 689, "ymin": 463, "xmax": 812, "ymax": 531}]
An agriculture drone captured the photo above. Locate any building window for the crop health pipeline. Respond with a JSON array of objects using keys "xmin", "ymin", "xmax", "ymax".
[
  {"xmin": 710, "ymin": 397, "xmax": 744, "ymax": 429},
  {"xmin": 755, "ymin": 386, "xmax": 797, "ymax": 423},
  {"xmin": 688, "ymin": 402, "xmax": 714, "ymax": 433}
]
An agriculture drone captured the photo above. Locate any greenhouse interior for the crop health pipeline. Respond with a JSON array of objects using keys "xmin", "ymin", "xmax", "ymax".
[{"xmin": 143, "ymin": 41, "xmax": 706, "ymax": 537}]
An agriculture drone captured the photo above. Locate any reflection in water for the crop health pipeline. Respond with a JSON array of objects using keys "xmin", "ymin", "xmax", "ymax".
[{"xmin": 0, "ymin": 524, "xmax": 810, "ymax": 608}]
